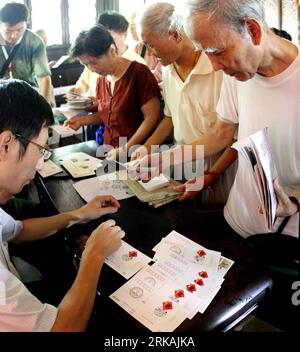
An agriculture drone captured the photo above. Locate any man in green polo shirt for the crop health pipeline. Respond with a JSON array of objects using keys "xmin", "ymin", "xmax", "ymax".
[{"xmin": 0, "ymin": 2, "xmax": 52, "ymax": 104}]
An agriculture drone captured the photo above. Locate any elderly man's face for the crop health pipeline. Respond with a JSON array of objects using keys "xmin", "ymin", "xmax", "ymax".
[
  {"xmin": 185, "ymin": 12, "xmax": 261, "ymax": 81},
  {"xmin": 141, "ymin": 27, "xmax": 180, "ymax": 66},
  {"xmin": 0, "ymin": 21, "xmax": 26, "ymax": 45}
]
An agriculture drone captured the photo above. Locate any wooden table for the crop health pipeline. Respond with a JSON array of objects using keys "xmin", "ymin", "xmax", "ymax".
[{"xmin": 36, "ymin": 141, "xmax": 272, "ymax": 332}]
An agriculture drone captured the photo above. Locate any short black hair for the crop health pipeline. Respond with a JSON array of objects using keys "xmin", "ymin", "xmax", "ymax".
[
  {"xmin": 0, "ymin": 80, "xmax": 54, "ymax": 157},
  {"xmin": 71, "ymin": 24, "xmax": 116, "ymax": 58},
  {"xmin": 271, "ymin": 27, "xmax": 292, "ymax": 41},
  {"xmin": 0, "ymin": 2, "xmax": 28, "ymax": 25},
  {"xmin": 97, "ymin": 11, "xmax": 129, "ymax": 34}
]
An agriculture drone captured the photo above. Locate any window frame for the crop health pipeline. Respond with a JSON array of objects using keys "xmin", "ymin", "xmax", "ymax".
[
  {"xmin": 264, "ymin": 0, "xmax": 299, "ymax": 44},
  {"xmin": 17, "ymin": 0, "xmax": 300, "ymax": 49},
  {"xmin": 24, "ymin": 0, "xmax": 119, "ymax": 50}
]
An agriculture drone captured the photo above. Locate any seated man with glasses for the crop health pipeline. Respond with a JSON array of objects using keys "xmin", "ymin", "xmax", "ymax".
[{"xmin": 0, "ymin": 79, "xmax": 125, "ymax": 331}]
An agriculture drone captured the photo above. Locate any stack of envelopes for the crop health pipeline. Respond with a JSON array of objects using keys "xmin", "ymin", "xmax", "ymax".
[
  {"xmin": 118, "ymin": 170, "xmax": 182, "ymax": 208},
  {"xmin": 109, "ymin": 230, "xmax": 234, "ymax": 332}
]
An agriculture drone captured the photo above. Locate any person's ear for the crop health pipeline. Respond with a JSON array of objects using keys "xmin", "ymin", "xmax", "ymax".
[
  {"xmin": 245, "ymin": 18, "xmax": 262, "ymax": 46},
  {"xmin": 168, "ymin": 29, "xmax": 182, "ymax": 44},
  {"xmin": 110, "ymin": 43, "xmax": 118, "ymax": 55},
  {"xmin": 0, "ymin": 131, "xmax": 15, "ymax": 159}
]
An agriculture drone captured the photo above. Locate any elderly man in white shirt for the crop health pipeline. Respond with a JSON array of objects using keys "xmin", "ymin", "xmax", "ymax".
[{"xmin": 131, "ymin": 2, "xmax": 236, "ymax": 203}]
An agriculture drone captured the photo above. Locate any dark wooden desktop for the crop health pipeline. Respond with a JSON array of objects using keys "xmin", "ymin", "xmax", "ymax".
[{"xmin": 37, "ymin": 141, "xmax": 272, "ymax": 332}]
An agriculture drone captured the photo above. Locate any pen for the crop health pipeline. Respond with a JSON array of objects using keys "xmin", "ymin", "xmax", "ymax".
[
  {"xmin": 114, "ymin": 160, "xmax": 132, "ymax": 170},
  {"xmin": 69, "ymin": 92, "xmax": 84, "ymax": 98},
  {"xmin": 63, "ymin": 92, "xmax": 85, "ymax": 99},
  {"xmin": 112, "ymin": 159, "xmax": 156, "ymax": 173}
]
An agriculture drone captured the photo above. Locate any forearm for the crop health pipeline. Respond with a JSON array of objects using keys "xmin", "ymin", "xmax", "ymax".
[
  {"xmin": 126, "ymin": 117, "xmax": 159, "ymax": 150},
  {"xmin": 207, "ymin": 147, "xmax": 237, "ymax": 174},
  {"xmin": 80, "ymin": 112, "xmax": 103, "ymax": 126},
  {"xmin": 51, "ymin": 252, "xmax": 104, "ymax": 332},
  {"xmin": 74, "ymin": 82, "xmax": 88, "ymax": 95},
  {"xmin": 170, "ymin": 121, "xmax": 237, "ymax": 165},
  {"xmin": 37, "ymin": 76, "xmax": 52, "ymax": 105},
  {"xmin": 14, "ymin": 209, "xmax": 85, "ymax": 244},
  {"xmin": 191, "ymin": 125, "xmax": 236, "ymax": 159},
  {"xmin": 144, "ymin": 116, "xmax": 173, "ymax": 152}
]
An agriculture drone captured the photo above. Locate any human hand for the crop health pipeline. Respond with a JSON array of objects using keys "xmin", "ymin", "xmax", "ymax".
[
  {"xmin": 64, "ymin": 116, "xmax": 83, "ymax": 130},
  {"xmin": 87, "ymin": 96, "xmax": 98, "ymax": 104},
  {"xmin": 175, "ymin": 172, "xmax": 218, "ymax": 201},
  {"xmin": 65, "ymin": 88, "xmax": 82, "ymax": 101},
  {"xmin": 128, "ymin": 152, "xmax": 162, "ymax": 181},
  {"xmin": 105, "ymin": 147, "xmax": 127, "ymax": 161},
  {"xmin": 174, "ymin": 176, "xmax": 203, "ymax": 202},
  {"xmin": 49, "ymin": 60, "xmax": 57, "ymax": 68},
  {"xmin": 83, "ymin": 219, "xmax": 125, "ymax": 259},
  {"xmin": 84, "ymin": 96, "xmax": 98, "ymax": 112},
  {"xmin": 129, "ymin": 146, "xmax": 185, "ymax": 181},
  {"xmin": 274, "ymin": 179, "xmax": 298, "ymax": 217},
  {"xmin": 74, "ymin": 195, "xmax": 120, "ymax": 223},
  {"xmin": 130, "ymin": 145, "xmax": 149, "ymax": 161}
]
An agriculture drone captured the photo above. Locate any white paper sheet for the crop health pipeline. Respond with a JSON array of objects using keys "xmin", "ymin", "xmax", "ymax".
[
  {"xmin": 73, "ymin": 173, "xmax": 134, "ymax": 201},
  {"xmin": 138, "ymin": 174, "xmax": 170, "ymax": 192},
  {"xmin": 52, "ymin": 55, "xmax": 69, "ymax": 68},
  {"xmin": 38, "ymin": 159, "xmax": 63, "ymax": 178},
  {"xmin": 151, "ymin": 231, "xmax": 224, "ymax": 314},
  {"xmin": 59, "ymin": 152, "xmax": 102, "ymax": 178},
  {"xmin": 110, "ymin": 230, "xmax": 235, "ymax": 331},
  {"xmin": 51, "ymin": 124, "xmax": 82, "ymax": 137},
  {"xmin": 110, "ymin": 265, "xmax": 199, "ymax": 332},
  {"xmin": 105, "ymin": 240, "xmax": 152, "ymax": 279},
  {"xmin": 53, "ymin": 85, "xmax": 74, "ymax": 97},
  {"xmin": 217, "ymin": 256, "xmax": 235, "ymax": 279},
  {"xmin": 153, "ymin": 231, "xmax": 221, "ymax": 270},
  {"xmin": 233, "ymin": 128, "xmax": 277, "ymax": 230},
  {"xmin": 53, "ymin": 106, "xmax": 87, "ymax": 119},
  {"xmin": 188, "ymin": 278, "xmax": 224, "ymax": 318}
]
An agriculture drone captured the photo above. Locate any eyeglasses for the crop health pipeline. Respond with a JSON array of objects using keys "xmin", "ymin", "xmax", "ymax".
[{"xmin": 14, "ymin": 133, "xmax": 52, "ymax": 160}]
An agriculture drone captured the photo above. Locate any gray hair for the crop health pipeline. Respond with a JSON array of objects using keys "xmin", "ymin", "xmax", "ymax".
[
  {"xmin": 182, "ymin": 0, "xmax": 266, "ymax": 32},
  {"xmin": 139, "ymin": 2, "xmax": 175, "ymax": 36}
]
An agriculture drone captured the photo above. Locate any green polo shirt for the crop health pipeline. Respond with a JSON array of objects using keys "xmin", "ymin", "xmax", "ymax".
[{"xmin": 0, "ymin": 29, "xmax": 51, "ymax": 87}]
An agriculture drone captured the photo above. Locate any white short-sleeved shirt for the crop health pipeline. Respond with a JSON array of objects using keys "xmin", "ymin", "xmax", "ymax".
[
  {"xmin": 217, "ymin": 46, "xmax": 300, "ymax": 237},
  {"xmin": 163, "ymin": 52, "xmax": 223, "ymax": 145},
  {"xmin": 0, "ymin": 208, "xmax": 58, "ymax": 332},
  {"xmin": 162, "ymin": 52, "xmax": 235, "ymax": 202}
]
